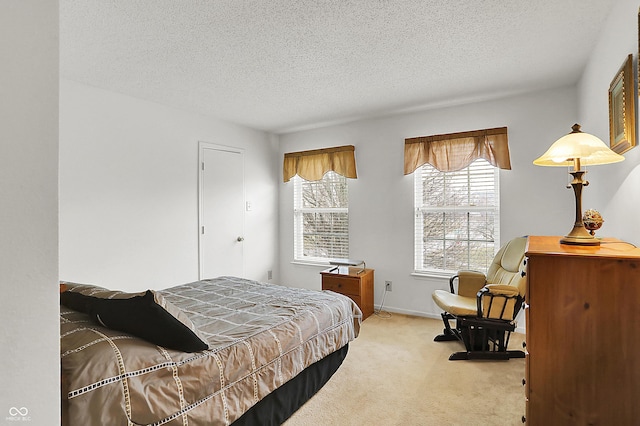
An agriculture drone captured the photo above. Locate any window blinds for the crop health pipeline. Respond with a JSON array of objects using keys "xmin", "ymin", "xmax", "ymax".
[
  {"xmin": 293, "ymin": 172, "xmax": 349, "ymax": 261},
  {"xmin": 414, "ymin": 159, "xmax": 500, "ymax": 273}
]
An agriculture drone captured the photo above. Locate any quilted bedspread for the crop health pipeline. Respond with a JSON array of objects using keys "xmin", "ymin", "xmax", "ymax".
[{"xmin": 60, "ymin": 276, "xmax": 361, "ymax": 425}]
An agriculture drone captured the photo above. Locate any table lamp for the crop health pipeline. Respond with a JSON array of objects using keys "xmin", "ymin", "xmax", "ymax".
[{"xmin": 533, "ymin": 124, "xmax": 624, "ymax": 246}]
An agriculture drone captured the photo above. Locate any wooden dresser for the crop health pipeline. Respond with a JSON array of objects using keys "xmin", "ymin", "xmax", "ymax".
[
  {"xmin": 320, "ymin": 267, "xmax": 374, "ymax": 320},
  {"xmin": 523, "ymin": 235, "xmax": 640, "ymax": 424}
]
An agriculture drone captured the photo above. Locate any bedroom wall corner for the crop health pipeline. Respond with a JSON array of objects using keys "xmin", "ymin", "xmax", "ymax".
[
  {"xmin": 577, "ymin": 0, "xmax": 640, "ymax": 246},
  {"xmin": 0, "ymin": 0, "xmax": 60, "ymax": 422},
  {"xmin": 241, "ymin": 131, "xmax": 281, "ymax": 283}
]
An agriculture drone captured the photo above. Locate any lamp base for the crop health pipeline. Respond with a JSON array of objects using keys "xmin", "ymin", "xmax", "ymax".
[
  {"xmin": 560, "ymin": 225, "xmax": 601, "ymax": 246},
  {"xmin": 560, "ymin": 236, "xmax": 600, "ymax": 246}
]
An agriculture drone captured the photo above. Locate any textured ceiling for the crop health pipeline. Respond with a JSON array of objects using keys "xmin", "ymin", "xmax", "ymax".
[{"xmin": 60, "ymin": 0, "xmax": 618, "ymax": 134}]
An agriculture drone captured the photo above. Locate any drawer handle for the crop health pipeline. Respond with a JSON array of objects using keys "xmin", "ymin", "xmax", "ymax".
[
  {"xmin": 522, "ymin": 341, "xmax": 526, "ymax": 348},
  {"xmin": 521, "ymin": 270, "xmax": 526, "ymax": 277},
  {"xmin": 522, "ymin": 378, "xmax": 526, "ymax": 386},
  {"xmin": 522, "ymin": 415, "xmax": 526, "ymax": 423}
]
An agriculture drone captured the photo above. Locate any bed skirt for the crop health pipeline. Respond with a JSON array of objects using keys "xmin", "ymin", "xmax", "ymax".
[{"xmin": 233, "ymin": 344, "xmax": 348, "ymax": 425}]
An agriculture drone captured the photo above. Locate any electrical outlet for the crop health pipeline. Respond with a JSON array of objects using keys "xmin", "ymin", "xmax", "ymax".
[
  {"xmin": 385, "ymin": 280, "xmax": 392, "ymax": 292},
  {"xmin": 267, "ymin": 270, "xmax": 273, "ymax": 280}
]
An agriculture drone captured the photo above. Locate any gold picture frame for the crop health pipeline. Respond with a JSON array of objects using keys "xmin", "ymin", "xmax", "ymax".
[{"xmin": 609, "ymin": 54, "xmax": 636, "ymax": 154}]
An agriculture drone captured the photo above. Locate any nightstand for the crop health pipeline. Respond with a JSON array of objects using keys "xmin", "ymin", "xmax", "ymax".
[{"xmin": 320, "ymin": 267, "xmax": 374, "ymax": 320}]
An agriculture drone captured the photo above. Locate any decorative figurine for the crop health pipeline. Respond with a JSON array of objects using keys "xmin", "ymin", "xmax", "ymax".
[{"xmin": 583, "ymin": 209, "xmax": 604, "ymax": 236}]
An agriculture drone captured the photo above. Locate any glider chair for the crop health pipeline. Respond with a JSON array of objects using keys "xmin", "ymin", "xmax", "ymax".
[{"xmin": 432, "ymin": 237, "xmax": 527, "ymax": 361}]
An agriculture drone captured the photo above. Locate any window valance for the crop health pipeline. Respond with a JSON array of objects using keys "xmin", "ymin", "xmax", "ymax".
[
  {"xmin": 404, "ymin": 127, "xmax": 511, "ymax": 174},
  {"xmin": 283, "ymin": 145, "xmax": 357, "ymax": 182}
]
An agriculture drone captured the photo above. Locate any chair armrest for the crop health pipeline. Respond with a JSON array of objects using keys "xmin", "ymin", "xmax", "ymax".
[
  {"xmin": 452, "ymin": 271, "xmax": 487, "ymax": 298},
  {"xmin": 483, "ymin": 284, "xmax": 520, "ymax": 297},
  {"xmin": 477, "ymin": 284, "xmax": 521, "ymax": 320}
]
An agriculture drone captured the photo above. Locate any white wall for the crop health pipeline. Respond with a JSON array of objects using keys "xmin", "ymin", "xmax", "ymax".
[
  {"xmin": 60, "ymin": 80, "xmax": 279, "ymax": 291},
  {"xmin": 578, "ymin": 0, "xmax": 640, "ymax": 246},
  {"xmin": 278, "ymin": 86, "xmax": 577, "ymax": 318},
  {"xmin": 0, "ymin": 1, "xmax": 60, "ymax": 422}
]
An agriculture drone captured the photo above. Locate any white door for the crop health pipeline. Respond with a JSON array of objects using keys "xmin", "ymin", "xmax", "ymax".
[{"xmin": 199, "ymin": 143, "xmax": 245, "ymax": 279}]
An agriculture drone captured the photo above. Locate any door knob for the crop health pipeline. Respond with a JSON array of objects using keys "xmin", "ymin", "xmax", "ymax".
[{"xmin": 237, "ymin": 237, "xmax": 244, "ymax": 242}]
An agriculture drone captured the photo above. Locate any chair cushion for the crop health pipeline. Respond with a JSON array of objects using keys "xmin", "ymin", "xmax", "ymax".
[
  {"xmin": 480, "ymin": 284, "xmax": 520, "ymax": 319},
  {"xmin": 456, "ymin": 271, "xmax": 487, "ymax": 298},
  {"xmin": 498, "ymin": 238, "xmax": 527, "ymax": 272},
  {"xmin": 432, "ymin": 289, "xmax": 477, "ymax": 316},
  {"xmin": 486, "ymin": 236, "xmax": 527, "ymax": 296}
]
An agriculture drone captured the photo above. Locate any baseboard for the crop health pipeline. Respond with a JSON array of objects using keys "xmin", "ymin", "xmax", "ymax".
[
  {"xmin": 373, "ymin": 304, "xmax": 440, "ymax": 320},
  {"xmin": 374, "ymin": 304, "xmax": 526, "ymax": 334}
]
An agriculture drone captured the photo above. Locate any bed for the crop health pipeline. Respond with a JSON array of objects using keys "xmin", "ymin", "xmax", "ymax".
[{"xmin": 60, "ymin": 276, "xmax": 361, "ymax": 425}]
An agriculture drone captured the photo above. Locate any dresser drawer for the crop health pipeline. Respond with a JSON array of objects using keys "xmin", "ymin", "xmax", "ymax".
[{"xmin": 322, "ymin": 276, "xmax": 361, "ymax": 296}]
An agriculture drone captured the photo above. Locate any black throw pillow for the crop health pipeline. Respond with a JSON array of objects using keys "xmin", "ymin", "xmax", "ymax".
[{"xmin": 60, "ymin": 290, "xmax": 208, "ymax": 353}]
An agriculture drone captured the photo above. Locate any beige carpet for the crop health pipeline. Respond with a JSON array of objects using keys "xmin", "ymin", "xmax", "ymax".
[{"xmin": 285, "ymin": 313, "xmax": 526, "ymax": 426}]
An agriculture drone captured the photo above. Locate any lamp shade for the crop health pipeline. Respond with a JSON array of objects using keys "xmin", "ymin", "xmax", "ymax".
[{"xmin": 533, "ymin": 124, "xmax": 624, "ymax": 167}]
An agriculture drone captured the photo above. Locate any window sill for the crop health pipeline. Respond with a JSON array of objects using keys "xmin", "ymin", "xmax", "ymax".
[
  {"xmin": 290, "ymin": 260, "xmax": 332, "ymax": 268},
  {"xmin": 411, "ymin": 270, "xmax": 453, "ymax": 280}
]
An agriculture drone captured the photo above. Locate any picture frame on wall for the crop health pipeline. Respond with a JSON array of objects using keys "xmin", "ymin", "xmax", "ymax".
[{"xmin": 609, "ymin": 54, "xmax": 636, "ymax": 154}]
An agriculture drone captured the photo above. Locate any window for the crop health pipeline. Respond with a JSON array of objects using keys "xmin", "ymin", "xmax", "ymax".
[
  {"xmin": 414, "ymin": 159, "xmax": 499, "ymax": 274},
  {"xmin": 293, "ymin": 171, "xmax": 349, "ymax": 262}
]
